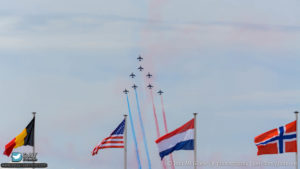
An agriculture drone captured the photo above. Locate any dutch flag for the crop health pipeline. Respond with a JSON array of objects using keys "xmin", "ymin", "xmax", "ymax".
[{"xmin": 155, "ymin": 119, "xmax": 195, "ymax": 160}]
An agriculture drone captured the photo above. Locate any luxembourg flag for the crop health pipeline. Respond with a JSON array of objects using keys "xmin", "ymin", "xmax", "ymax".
[{"xmin": 155, "ymin": 119, "xmax": 194, "ymax": 160}]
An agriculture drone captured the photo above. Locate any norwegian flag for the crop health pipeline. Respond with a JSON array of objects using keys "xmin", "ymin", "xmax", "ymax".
[
  {"xmin": 92, "ymin": 119, "xmax": 125, "ymax": 156},
  {"xmin": 254, "ymin": 121, "xmax": 297, "ymax": 155}
]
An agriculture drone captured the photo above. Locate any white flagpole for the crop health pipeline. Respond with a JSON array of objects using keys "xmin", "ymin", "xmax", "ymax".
[
  {"xmin": 193, "ymin": 113, "xmax": 197, "ymax": 169},
  {"xmin": 124, "ymin": 114, "xmax": 128, "ymax": 169},
  {"xmin": 295, "ymin": 111, "xmax": 298, "ymax": 169}
]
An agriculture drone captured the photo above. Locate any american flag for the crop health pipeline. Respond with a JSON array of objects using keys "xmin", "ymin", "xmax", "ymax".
[{"xmin": 92, "ymin": 119, "xmax": 125, "ymax": 156}]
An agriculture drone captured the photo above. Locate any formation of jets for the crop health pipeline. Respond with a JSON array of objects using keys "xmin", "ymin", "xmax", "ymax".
[{"xmin": 124, "ymin": 56, "xmax": 165, "ymax": 95}]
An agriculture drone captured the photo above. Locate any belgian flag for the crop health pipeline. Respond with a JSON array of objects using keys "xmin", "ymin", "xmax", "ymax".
[{"xmin": 3, "ymin": 117, "xmax": 35, "ymax": 156}]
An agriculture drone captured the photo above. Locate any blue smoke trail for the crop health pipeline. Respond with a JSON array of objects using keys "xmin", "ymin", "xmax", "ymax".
[
  {"xmin": 134, "ymin": 88, "xmax": 152, "ymax": 169},
  {"xmin": 126, "ymin": 94, "xmax": 142, "ymax": 169}
]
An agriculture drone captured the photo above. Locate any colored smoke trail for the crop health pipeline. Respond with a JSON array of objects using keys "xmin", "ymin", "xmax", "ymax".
[
  {"xmin": 134, "ymin": 88, "xmax": 152, "ymax": 169},
  {"xmin": 149, "ymin": 89, "xmax": 168, "ymax": 169},
  {"xmin": 160, "ymin": 95, "xmax": 168, "ymax": 133},
  {"xmin": 160, "ymin": 95, "xmax": 175, "ymax": 169},
  {"xmin": 137, "ymin": 56, "xmax": 168, "ymax": 169},
  {"xmin": 150, "ymin": 89, "xmax": 161, "ymax": 138},
  {"xmin": 126, "ymin": 94, "xmax": 142, "ymax": 169}
]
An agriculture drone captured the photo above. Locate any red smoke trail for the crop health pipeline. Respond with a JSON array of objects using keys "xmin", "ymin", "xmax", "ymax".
[
  {"xmin": 160, "ymin": 95, "xmax": 175, "ymax": 169},
  {"xmin": 140, "ymin": 57, "xmax": 168, "ymax": 169},
  {"xmin": 150, "ymin": 89, "xmax": 161, "ymax": 138},
  {"xmin": 149, "ymin": 89, "xmax": 168, "ymax": 169},
  {"xmin": 160, "ymin": 95, "xmax": 168, "ymax": 132}
]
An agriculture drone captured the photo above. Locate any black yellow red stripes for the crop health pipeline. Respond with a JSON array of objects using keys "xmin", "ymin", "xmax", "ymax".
[{"xmin": 3, "ymin": 117, "xmax": 35, "ymax": 156}]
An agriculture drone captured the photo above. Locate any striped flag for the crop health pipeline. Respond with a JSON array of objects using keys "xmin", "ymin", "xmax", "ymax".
[
  {"xmin": 156, "ymin": 119, "xmax": 194, "ymax": 160},
  {"xmin": 4, "ymin": 117, "xmax": 35, "ymax": 156},
  {"xmin": 92, "ymin": 119, "xmax": 125, "ymax": 156}
]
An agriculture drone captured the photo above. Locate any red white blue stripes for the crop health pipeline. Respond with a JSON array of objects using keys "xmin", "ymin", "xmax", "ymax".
[
  {"xmin": 155, "ymin": 119, "xmax": 194, "ymax": 160},
  {"xmin": 92, "ymin": 119, "xmax": 125, "ymax": 156}
]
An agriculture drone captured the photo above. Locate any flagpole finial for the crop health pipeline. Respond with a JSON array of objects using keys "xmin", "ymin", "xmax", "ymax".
[
  {"xmin": 124, "ymin": 114, "xmax": 128, "ymax": 117},
  {"xmin": 32, "ymin": 112, "xmax": 36, "ymax": 116},
  {"xmin": 193, "ymin": 113, "xmax": 198, "ymax": 116},
  {"xmin": 295, "ymin": 111, "xmax": 299, "ymax": 114}
]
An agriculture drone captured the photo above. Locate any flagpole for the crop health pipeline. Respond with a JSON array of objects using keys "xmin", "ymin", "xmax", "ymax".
[
  {"xmin": 124, "ymin": 114, "xmax": 128, "ymax": 169},
  {"xmin": 193, "ymin": 113, "xmax": 197, "ymax": 169},
  {"xmin": 32, "ymin": 112, "xmax": 36, "ymax": 169},
  {"xmin": 295, "ymin": 111, "xmax": 298, "ymax": 169}
]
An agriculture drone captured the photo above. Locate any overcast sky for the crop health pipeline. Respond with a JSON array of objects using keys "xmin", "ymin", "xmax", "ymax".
[{"xmin": 0, "ymin": 0, "xmax": 300, "ymax": 169}]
